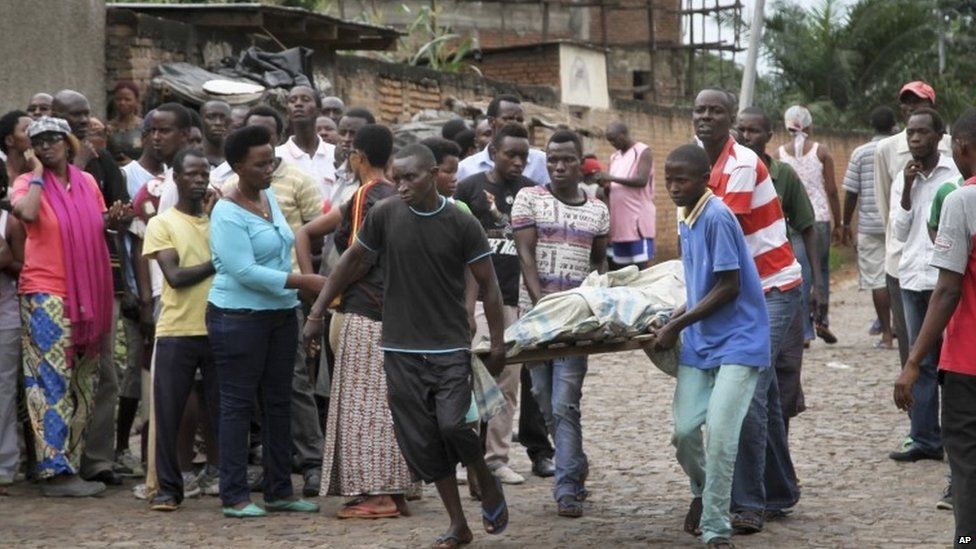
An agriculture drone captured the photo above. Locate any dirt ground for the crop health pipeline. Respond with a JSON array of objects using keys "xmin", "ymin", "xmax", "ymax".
[{"xmin": 0, "ymin": 272, "xmax": 955, "ymax": 548}]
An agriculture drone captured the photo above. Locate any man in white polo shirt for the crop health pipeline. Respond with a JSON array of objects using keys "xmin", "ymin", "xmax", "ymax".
[{"xmin": 276, "ymin": 85, "xmax": 337, "ymax": 202}]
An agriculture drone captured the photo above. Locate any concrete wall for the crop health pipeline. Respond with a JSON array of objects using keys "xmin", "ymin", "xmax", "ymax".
[
  {"xmin": 0, "ymin": 0, "xmax": 106, "ymax": 116},
  {"xmin": 334, "ymin": 55, "xmax": 871, "ymax": 260}
]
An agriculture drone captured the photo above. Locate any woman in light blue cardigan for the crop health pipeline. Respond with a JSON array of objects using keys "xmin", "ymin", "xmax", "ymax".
[{"xmin": 207, "ymin": 126, "xmax": 324, "ymax": 518}]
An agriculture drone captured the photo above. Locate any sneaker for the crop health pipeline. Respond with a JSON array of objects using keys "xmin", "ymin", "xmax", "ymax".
[
  {"xmin": 41, "ymin": 475, "xmax": 106, "ymax": 497},
  {"xmin": 132, "ymin": 483, "xmax": 148, "ymax": 500},
  {"xmin": 182, "ymin": 471, "xmax": 202, "ymax": 498},
  {"xmin": 491, "ymin": 465, "xmax": 525, "ymax": 485},
  {"xmin": 246, "ymin": 465, "xmax": 264, "ymax": 492},
  {"xmin": 937, "ymin": 480, "xmax": 953, "ymax": 511},
  {"xmin": 115, "ymin": 450, "xmax": 145, "ymax": 478},
  {"xmin": 197, "ymin": 465, "xmax": 220, "ymax": 496}
]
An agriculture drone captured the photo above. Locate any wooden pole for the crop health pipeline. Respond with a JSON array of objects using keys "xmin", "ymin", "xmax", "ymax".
[{"xmin": 646, "ymin": 0, "xmax": 658, "ymax": 102}]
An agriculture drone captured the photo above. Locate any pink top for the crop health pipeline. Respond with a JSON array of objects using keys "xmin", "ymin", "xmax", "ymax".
[
  {"xmin": 608, "ymin": 142, "xmax": 656, "ymax": 242},
  {"xmin": 12, "ymin": 172, "xmax": 107, "ymax": 297}
]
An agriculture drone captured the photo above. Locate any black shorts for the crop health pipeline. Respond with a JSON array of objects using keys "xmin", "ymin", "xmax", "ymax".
[{"xmin": 383, "ymin": 350, "xmax": 481, "ymax": 483}]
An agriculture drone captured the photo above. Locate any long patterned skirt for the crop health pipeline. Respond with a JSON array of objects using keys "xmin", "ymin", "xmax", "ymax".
[
  {"xmin": 21, "ymin": 293, "xmax": 100, "ymax": 479},
  {"xmin": 320, "ymin": 313, "xmax": 415, "ymax": 496}
]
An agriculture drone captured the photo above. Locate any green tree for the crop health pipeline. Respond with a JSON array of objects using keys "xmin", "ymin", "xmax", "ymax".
[{"xmin": 761, "ymin": 0, "xmax": 976, "ymax": 129}]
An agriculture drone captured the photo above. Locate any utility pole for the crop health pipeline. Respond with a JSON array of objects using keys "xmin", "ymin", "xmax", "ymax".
[{"xmin": 738, "ymin": 0, "xmax": 765, "ymax": 111}]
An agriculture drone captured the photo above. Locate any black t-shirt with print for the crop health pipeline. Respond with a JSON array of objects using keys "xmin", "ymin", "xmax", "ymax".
[
  {"xmin": 357, "ymin": 196, "xmax": 491, "ymax": 352},
  {"xmin": 455, "ymin": 172, "xmax": 534, "ymax": 306}
]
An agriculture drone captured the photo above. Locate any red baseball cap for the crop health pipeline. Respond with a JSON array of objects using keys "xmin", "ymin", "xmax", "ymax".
[
  {"xmin": 581, "ymin": 158, "xmax": 603, "ymax": 176},
  {"xmin": 899, "ymin": 81, "xmax": 936, "ymax": 104}
]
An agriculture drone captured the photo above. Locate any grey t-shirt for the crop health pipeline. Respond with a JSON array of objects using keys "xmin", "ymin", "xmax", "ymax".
[{"xmin": 932, "ymin": 183, "xmax": 976, "ymax": 274}]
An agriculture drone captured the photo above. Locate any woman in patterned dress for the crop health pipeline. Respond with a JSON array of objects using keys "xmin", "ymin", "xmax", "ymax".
[{"xmin": 12, "ymin": 117, "xmax": 122, "ymax": 496}]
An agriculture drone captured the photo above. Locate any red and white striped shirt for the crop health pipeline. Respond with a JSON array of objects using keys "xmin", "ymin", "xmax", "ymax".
[{"xmin": 708, "ymin": 137, "xmax": 802, "ymax": 292}]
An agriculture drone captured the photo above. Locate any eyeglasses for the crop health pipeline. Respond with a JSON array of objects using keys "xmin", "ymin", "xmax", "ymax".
[{"xmin": 31, "ymin": 134, "xmax": 65, "ymax": 148}]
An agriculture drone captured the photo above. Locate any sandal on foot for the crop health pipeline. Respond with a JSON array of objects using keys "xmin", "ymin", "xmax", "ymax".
[
  {"xmin": 336, "ymin": 503, "xmax": 399, "ymax": 519},
  {"xmin": 481, "ymin": 477, "xmax": 508, "ymax": 535},
  {"xmin": 557, "ymin": 495, "xmax": 583, "ymax": 518},
  {"xmin": 684, "ymin": 497, "xmax": 703, "ymax": 536},
  {"xmin": 265, "ymin": 498, "xmax": 320, "ymax": 513},
  {"xmin": 706, "ymin": 537, "xmax": 735, "ymax": 549},
  {"xmin": 222, "ymin": 502, "xmax": 267, "ymax": 518},
  {"xmin": 432, "ymin": 531, "xmax": 473, "ymax": 549},
  {"xmin": 732, "ymin": 509, "xmax": 763, "ymax": 535},
  {"xmin": 816, "ymin": 324, "xmax": 837, "ymax": 344}
]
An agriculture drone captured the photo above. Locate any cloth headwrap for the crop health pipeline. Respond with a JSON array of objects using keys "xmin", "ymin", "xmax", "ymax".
[
  {"xmin": 43, "ymin": 165, "xmax": 113, "ymax": 361},
  {"xmin": 784, "ymin": 105, "xmax": 812, "ymax": 158}
]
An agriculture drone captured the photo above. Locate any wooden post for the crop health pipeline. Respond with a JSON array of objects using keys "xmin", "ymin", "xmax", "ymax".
[
  {"xmin": 646, "ymin": 0, "xmax": 658, "ymax": 102},
  {"xmin": 542, "ymin": 0, "xmax": 550, "ymax": 43},
  {"xmin": 687, "ymin": 0, "xmax": 695, "ymax": 97},
  {"xmin": 600, "ymin": 0, "xmax": 608, "ymax": 50}
]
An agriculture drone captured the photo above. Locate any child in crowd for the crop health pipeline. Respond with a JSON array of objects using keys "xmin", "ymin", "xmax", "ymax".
[{"xmin": 653, "ymin": 144, "xmax": 770, "ymax": 549}]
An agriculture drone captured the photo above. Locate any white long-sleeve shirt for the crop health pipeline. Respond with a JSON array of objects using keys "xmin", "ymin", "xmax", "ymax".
[{"xmin": 891, "ymin": 154, "xmax": 960, "ymax": 291}]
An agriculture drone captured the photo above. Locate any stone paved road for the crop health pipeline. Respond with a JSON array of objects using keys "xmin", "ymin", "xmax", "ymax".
[{"xmin": 0, "ymin": 276, "xmax": 955, "ymax": 548}]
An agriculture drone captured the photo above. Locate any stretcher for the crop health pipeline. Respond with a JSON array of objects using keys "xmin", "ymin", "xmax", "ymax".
[{"xmin": 474, "ymin": 331, "xmax": 660, "ymax": 365}]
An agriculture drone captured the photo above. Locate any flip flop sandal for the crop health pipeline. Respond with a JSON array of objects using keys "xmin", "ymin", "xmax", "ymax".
[
  {"xmin": 336, "ymin": 503, "xmax": 400, "ymax": 519},
  {"xmin": 684, "ymin": 497, "xmax": 703, "ymax": 536},
  {"xmin": 873, "ymin": 340, "xmax": 895, "ymax": 350},
  {"xmin": 706, "ymin": 537, "xmax": 735, "ymax": 549},
  {"xmin": 481, "ymin": 477, "xmax": 508, "ymax": 535},
  {"xmin": 732, "ymin": 510, "xmax": 764, "ymax": 535},
  {"xmin": 557, "ymin": 495, "xmax": 583, "ymax": 518},
  {"xmin": 342, "ymin": 496, "xmax": 368, "ymax": 507},
  {"xmin": 432, "ymin": 531, "xmax": 473, "ymax": 549}
]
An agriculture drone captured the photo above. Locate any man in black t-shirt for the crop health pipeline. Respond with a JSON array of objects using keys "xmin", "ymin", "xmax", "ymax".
[
  {"xmin": 455, "ymin": 122, "xmax": 537, "ymax": 484},
  {"xmin": 304, "ymin": 144, "xmax": 510, "ymax": 547}
]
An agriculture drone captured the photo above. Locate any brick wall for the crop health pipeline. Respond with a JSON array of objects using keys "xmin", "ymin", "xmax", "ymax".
[
  {"xmin": 475, "ymin": 46, "xmax": 561, "ymax": 87},
  {"xmin": 106, "ymin": 9, "xmax": 199, "ymax": 102},
  {"xmin": 588, "ymin": 0, "xmax": 683, "ymax": 47},
  {"xmin": 335, "ymin": 56, "xmax": 871, "ymax": 260}
]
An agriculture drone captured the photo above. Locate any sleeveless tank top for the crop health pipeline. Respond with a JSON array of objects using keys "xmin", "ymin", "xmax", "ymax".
[{"xmin": 779, "ymin": 143, "xmax": 830, "ymax": 222}]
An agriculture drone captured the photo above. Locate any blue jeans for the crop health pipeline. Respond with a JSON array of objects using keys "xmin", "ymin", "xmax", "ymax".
[
  {"xmin": 789, "ymin": 235, "xmax": 815, "ymax": 342},
  {"xmin": 673, "ymin": 364, "xmax": 759, "ymax": 543},
  {"xmin": 731, "ymin": 288, "xmax": 802, "ymax": 515},
  {"xmin": 901, "ymin": 289, "xmax": 943, "ymax": 454},
  {"xmin": 207, "ymin": 305, "xmax": 299, "ymax": 507},
  {"xmin": 529, "ymin": 355, "xmax": 587, "ymax": 502}
]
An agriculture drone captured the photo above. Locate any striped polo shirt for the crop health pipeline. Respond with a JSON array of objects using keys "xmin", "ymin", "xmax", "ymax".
[{"xmin": 707, "ymin": 137, "xmax": 802, "ymax": 292}]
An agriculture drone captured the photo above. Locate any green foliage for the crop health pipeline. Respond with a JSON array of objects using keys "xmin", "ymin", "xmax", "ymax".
[
  {"xmin": 761, "ymin": 0, "xmax": 976, "ymax": 130},
  {"xmin": 346, "ymin": 3, "xmax": 474, "ymax": 74}
]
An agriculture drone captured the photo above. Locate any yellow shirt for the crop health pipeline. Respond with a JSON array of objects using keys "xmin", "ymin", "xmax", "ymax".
[
  {"xmin": 223, "ymin": 161, "xmax": 324, "ymax": 272},
  {"xmin": 142, "ymin": 208, "xmax": 213, "ymax": 337}
]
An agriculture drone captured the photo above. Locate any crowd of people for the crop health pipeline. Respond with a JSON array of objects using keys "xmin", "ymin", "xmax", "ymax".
[{"xmin": 0, "ymin": 76, "xmax": 972, "ymax": 549}]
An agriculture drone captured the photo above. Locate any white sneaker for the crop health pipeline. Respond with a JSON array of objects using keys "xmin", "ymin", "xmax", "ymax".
[
  {"xmin": 492, "ymin": 465, "xmax": 525, "ymax": 485},
  {"xmin": 132, "ymin": 483, "xmax": 148, "ymax": 500},
  {"xmin": 182, "ymin": 471, "xmax": 201, "ymax": 498}
]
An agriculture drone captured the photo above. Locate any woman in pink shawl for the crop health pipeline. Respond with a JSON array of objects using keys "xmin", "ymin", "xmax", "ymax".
[{"xmin": 12, "ymin": 117, "xmax": 123, "ymax": 497}]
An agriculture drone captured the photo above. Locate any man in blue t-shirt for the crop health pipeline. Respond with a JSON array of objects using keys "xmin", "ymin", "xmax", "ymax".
[{"xmin": 653, "ymin": 144, "xmax": 770, "ymax": 549}]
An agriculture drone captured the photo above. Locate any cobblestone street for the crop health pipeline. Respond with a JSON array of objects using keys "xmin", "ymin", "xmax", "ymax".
[{"xmin": 0, "ymin": 274, "xmax": 955, "ymax": 548}]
